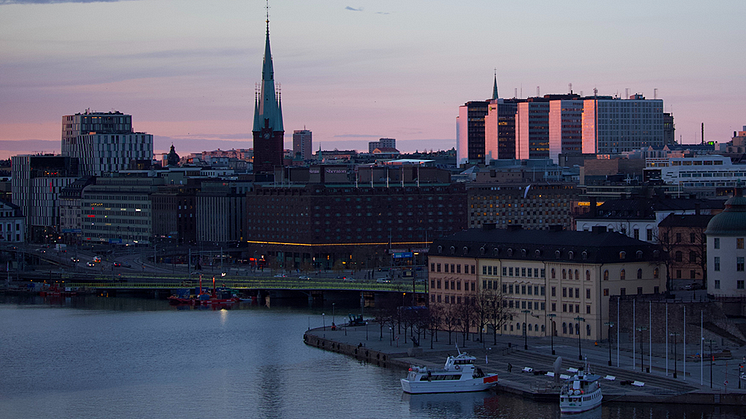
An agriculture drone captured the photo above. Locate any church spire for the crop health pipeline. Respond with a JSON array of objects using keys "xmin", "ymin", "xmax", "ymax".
[
  {"xmin": 253, "ymin": 2, "xmax": 283, "ymax": 133},
  {"xmin": 492, "ymin": 69, "xmax": 499, "ymax": 100}
]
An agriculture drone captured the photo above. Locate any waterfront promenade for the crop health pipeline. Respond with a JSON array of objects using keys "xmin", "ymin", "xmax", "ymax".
[{"xmin": 304, "ymin": 321, "xmax": 746, "ymax": 405}]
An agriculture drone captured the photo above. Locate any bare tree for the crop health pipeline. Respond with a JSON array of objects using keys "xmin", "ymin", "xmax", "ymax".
[
  {"xmin": 482, "ymin": 288, "xmax": 510, "ymax": 345},
  {"xmin": 440, "ymin": 303, "xmax": 459, "ymax": 346},
  {"xmin": 427, "ymin": 304, "xmax": 443, "ymax": 349},
  {"xmin": 455, "ymin": 297, "xmax": 476, "ymax": 348}
]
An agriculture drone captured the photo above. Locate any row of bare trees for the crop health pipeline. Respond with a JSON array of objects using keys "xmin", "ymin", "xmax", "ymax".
[{"xmin": 371, "ymin": 288, "xmax": 513, "ymax": 348}]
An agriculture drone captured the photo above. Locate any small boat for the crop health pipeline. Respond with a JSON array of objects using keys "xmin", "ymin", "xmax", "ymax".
[
  {"xmin": 400, "ymin": 351, "xmax": 498, "ymax": 394},
  {"xmin": 559, "ymin": 360, "xmax": 602, "ymax": 414}
]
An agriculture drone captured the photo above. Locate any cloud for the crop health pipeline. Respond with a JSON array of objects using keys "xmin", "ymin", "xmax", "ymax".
[
  {"xmin": 0, "ymin": 0, "xmax": 126, "ymax": 4},
  {"xmin": 345, "ymin": 6, "xmax": 362, "ymax": 12}
]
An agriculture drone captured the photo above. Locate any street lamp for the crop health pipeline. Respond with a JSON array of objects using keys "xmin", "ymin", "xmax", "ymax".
[
  {"xmin": 670, "ymin": 332, "xmax": 680, "ymax": 378},
  {"xmin": 522, "ymin": 310, "xmax": 531, "ymax": 350},
  {"xmin": 322, "ymin": 313, "xmax": 325, "ymax": 331},
  {"xmin": 605, "ymin": 321, "xmax": 615, "ymax": 367},
  {"xmin": 547, "ymin": 314, "xmax": 557, "ymax": 355},
  {"xmin": 704, "ymin": 339, "xmax": 716, "ymax": 388},
  {"xmin": 637, "ymin": 326, "xmax": 648, "ymax": 372},
  {"xmin": 332, "ymin": 303, "xmax": 336, "ymax": 328},
  {"xmin": 575, "ymin": 316, "xmax": 586, "ymax": 360}
]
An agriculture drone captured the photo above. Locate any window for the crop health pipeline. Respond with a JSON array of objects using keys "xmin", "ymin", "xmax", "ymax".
[
  {"xmin": 620, "ymin": 288, "xmax": 626, "ymax": 296},
  {"xmin": 689, "ymin": 251, "xmax": 697, "ymax": 263},
  {"xmin": 676, "ymin": 232, "xmax": 682, "ymax": 243},
  {"xmin": 738, "ymin": 257, "xmax": 745, "ymax": 272},
  {"xmin": 563, "ymin": 269, "xmax": 567, "ymax": 280},
  {"xmin": 456, "ymin": 265, "xmax": 461, "ymax": 274},
  {"xmin": 714, "ymin": 257, "xmax": 720, "ymax": 271},
  {"xmin": 714, "ymin": 238, "xmax": 720, "ymax": 249},
  {"xmin": 437, "ymin": 280, "xmax": 441, "ymax": 289},
  {"xmin": 647, "ymin": 229, "xmax": 653, "ymax": 241},
  {"xmin": 586, "ymin": 324, "xmax": 591, "ymax": 336},
  {"xmin": 738, "ymin": 280, "xmax": 745, "ymax": 290},
  {"xmin": 675, "ymin": 251, "xmax": 683, "ymax": 262},
  {"xmin": 690, "ymin": 232, "xmax": 696, "ymax": 243},
  {"xmin": 586, "ymin": 270, "xmax": 591, "ymax": 281},
  {"xmin": 575, "ymin": 270, "xmax": 579, "ymax": 281},
  {"xmin": 637, "ymin": 287, "xmax": 643, "ymax": 295},
  {"xmin": 690, "ymin": 270, "xmax": 696, "ymax": 279},
  {"xmin": 552, "ymin": 303, "xmax": 556, "ymax": 312},
  {"xmin": 637, "ymin": 268, "xmax": 642, "ymax": 279},
  {"xmin": 551, "ymin": 268, "xmax": 556, "ymax": 279},
  {"xmin": 620, "ymin": 269, "xmax": 626, "ymax": 281},
  {"xmin": 552, "ymin": 286, "xmax": 556, "ymax": 297},
  {"xmin": 653, "ymin": 268, "xmax": 659, "ymax": 279},
  {"xmin": 586, "ymin": 305, "xmax": 591, "ymax": 314},
  {"xmin": 603, "ymin": 270, "xmax": 609, "ymax": 281},
  {"xmin": 739, "ymin": 238, "xmax": 745, "ymax": 249},
  {"xmin": 633, "ymin": 229, "xmax": 639, "ymax": 240},
  {"xmin": 437, "ymin": 263, "xmax": 441, "ymax": 272},
  {"xmin": 603, "ymin": 288, "xmax": 609, "ymax": 296},
  {"xmin": 714, "ymin": 280, "xmax": 721, "ymax": 289},
  {"xmin": 586, "ymin": 289, "xmax": 591, "ymax": 299},
  {"xmin": 563, "ymin": 287, "xmax": 567, "ymax": 297}
]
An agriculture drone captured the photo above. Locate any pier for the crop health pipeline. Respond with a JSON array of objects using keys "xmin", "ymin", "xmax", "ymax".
[{"xmin": 304, "ymin": 321, "xmax": 746, "ymax": 406}]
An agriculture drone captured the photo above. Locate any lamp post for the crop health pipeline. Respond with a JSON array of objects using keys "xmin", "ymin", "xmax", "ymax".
[
  {"xmin": 605, "ymin": 321, "xmax": 615, "ymax": 366},
  {"xmin": 670, "ymin": 332, "xmax": 680, "ymax": 378},
  {"xmin": 332, "ymin": 302, "xmax": 336, "ymax": 327},
  {"xmin": 522, "ymin": 310, "xmax": 531, "ymax": 350},
  {"xmin": 547, "ymin": 314, "xmax": 557, "ymax": 355},
  {"xmin": 705, "ymin": 339, "xmax": 716, "ymax": 388},
  {"xmin": 637, "ymin": 326, "xmax": 648, "ymax": 372},
  {"xmin": 574, "ymin": 316, "xmax": 585, "ymax": 360},
  {"xmin": 322, "ymin": 313, "xmax": 325, "ymax": 331}
]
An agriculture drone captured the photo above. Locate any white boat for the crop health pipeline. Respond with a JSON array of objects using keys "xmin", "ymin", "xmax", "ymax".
[
  {"xmin": 400, "ymin": 352, "xmax": 498, "ymax": 394},
  {"xmin": 559, "ymin": 361, "xmax": 602, "ymax": 414}
]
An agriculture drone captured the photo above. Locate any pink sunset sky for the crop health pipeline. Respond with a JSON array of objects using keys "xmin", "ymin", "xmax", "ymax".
[{"xmin": 0, "ymin": 0, "xmax": 745, "ymax": 160}]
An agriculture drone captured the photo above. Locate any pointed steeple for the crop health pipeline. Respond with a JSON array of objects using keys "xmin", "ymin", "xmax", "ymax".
[
  {"xmin": 253, "ymin": 12, "xmax": 283, "ymax": 133},
  {"xmin": 492, "ymin": 70, "xmax": 499, "ymax": 100}
]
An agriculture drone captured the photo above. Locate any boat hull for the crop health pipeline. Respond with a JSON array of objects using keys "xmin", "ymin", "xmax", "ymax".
[
  {"xmin": 401, "ymin": 376, "xmax": 497, "ymax": 394},
  {"xmin": 559, "ymin": 389, "xmax": 602, "ymax": 414}
]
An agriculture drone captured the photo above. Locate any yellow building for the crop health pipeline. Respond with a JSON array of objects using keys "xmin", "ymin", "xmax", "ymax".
[{"xmin": 428, "ymin": 224, "xmax": 666, "ymax": 341}]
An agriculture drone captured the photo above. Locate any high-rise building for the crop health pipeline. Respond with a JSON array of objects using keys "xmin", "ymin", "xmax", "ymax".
[
  {"xmin": 456, "ymin": 101, "xmax": 489, "ymax": 166},
  {"xmin": 548, "ymin": 97, "xmax": 584, "ymax": 163},
  {"xmin": 582, "ymin": 94, "xmax": 664, "ymax": 154},
  {"xmin": 293, "ymin": 129, "xmax": 312, "ymax": 161},
  {"xmin": 11, "ymin": 155, "xmax": 79, "ymax": 242},
  {"xmin": 252, "ymin": 18, "xmax": 284, "ymax": 174},
  {"xmin": 61, "ymin": 110, "xmax": 153, "ymax": 176},
  {"xmin": 484, "ymin": 99, "xmax": 519, "ymax": 163},
  {"xmin": 516, "ymin": 99, "xmax": 550, "ymax": 160},
  {"xmin": 368, "ymin": 138, "xmax": 396, "ymax": 153}
]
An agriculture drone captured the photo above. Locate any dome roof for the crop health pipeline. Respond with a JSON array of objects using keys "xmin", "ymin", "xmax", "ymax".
[{"xmin": 705, "ymin": 194, "xmax": 746, "ymax": 236}]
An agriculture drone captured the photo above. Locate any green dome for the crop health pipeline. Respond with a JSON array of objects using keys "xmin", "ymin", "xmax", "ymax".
[{"xmin": 705, "ymin": 195, "xmax": 746, "ymax": 236}]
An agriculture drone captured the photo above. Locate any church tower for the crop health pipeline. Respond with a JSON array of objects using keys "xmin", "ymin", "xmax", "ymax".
[{"xmin": 252, "ymin": 10, "xmax": 284, "ymax": 174}]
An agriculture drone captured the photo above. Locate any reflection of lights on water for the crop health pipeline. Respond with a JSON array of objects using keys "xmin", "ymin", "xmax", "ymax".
[{"xmin": 220, "ymin": 309, "xmax": 228, "ymax": 325}]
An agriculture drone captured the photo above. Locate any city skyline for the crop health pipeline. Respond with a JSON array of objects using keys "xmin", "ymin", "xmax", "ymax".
[{"xmin": 1, "ymin": 0, "xmax": 744, "ymax": 160}]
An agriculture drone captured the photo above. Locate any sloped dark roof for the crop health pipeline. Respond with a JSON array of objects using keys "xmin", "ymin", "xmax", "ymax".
[
  {"xmin": 658, "ymin": 213, "xmax": 713, "ymax": 229},
  {"xmin": 583, "ymin": 197, "xmax": 723, "ymax": 220},
  {"xmin": 430, "ymin": 226, "xmax": 662, "ymax": 264}
]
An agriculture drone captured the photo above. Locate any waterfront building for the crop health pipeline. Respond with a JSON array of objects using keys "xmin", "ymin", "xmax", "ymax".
[
  {"xmin": 80, "ymin": 177, "xmax": 164, "ymax": 244},
  {"xmin": 428, "ymin": 224, "xmax": 666, "ymax": 341},
  {"xmin": 293, "ymin": 129, "xmax": 313, "ymax": 161},
  {"xmin": 705, "ymin": 190, "xmax": 746, "ymax": 297},
  {"xmin": 0, "ymin": 198, "xmax": 25, "ymax": 243},
  {"xmin": 61, "ymin": 110, "xmax": 153, "ymax": 176},
  {"xmin": 245, "ymin": 176, "xmax": 466, "ymax": 270},
  {"xmin": 196, "ymin": 181, "xmax": 252, "ymax": 245},
  {"xmin": 252, "ymin": 18, "xmax": 285, "ymax": 174},
  {"xmin": 11, "ymin": 155, "xmax": 80, "ymax": 242},
  {"xmin": 582, "ymin": 94, "xmax": 664, "ymax": 154},
  {"xmin": 151, "ymin": 182, "xmax": 200, "ymax": 245}
]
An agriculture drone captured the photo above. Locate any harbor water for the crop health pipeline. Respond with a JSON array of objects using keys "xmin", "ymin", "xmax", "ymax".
[{"xmin": 0, "ymin": 296, "xmax": 742, "ymax": 419}]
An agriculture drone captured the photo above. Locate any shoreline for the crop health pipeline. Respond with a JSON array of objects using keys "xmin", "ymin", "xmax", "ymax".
[{"xmin": 304, "ymin": 324, "xmax": 746, "ymax": 406}]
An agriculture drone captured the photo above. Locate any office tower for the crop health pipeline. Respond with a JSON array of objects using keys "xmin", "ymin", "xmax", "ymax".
[
  {"xmin": 548, "ymin": 97, "xmax": 584, "ymax": 163},
  {"xmin": 582, "ymin": 94, "xmax": 664, "ymax": 154},
  {"xmin": 368, "ymin": 138, "xmax": 396, "ymax": 153},
  {"xmin": 11, "ymin": 155, "xmax": 79, "ymax": 242},
  {"xmin": 456, "ymin": 101, "xmax": 489, "ymax": 165},
  {"xmin": 252, "ymin": 17, "xmax": 285, "ymax": 174},
  {"xmin": 61, "ymin": 110, "xmax": 153, "ymax": 176},
  {"xmin": 484, "ymin": 99, "xmax": 519, "ymax": 162},
  {"xmin": 516, "ymin": 99, "xmax": 550, "ymax": 160},
  {"xmin": 293, "ymin": 129, "xmax": 312, "ymax": 161}
]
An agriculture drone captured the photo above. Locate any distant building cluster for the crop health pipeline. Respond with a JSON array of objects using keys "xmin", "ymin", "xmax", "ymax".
[{"xmin": 5, "ymin": 12, "xmax": 746, "ymax": 332}]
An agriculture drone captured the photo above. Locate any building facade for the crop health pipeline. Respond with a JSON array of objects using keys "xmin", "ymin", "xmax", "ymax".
[
  {"xmin": 196, "ymin": 181, "xmax": 252, "ymax": 245},
  {"xmin": 11, "ymin": 155, "xmax": 80, "ymax": 242},
  {"xmin": 705, "ymin": 191, "xmax": 746, "ymax": 297},
  {"xmin": 428, "ymin": 225, "xmax": 666, "ymax": 341},
  {"xmin": 61, "ymin": 110, "xmax": 153, "ymax": 176},
  {"xmin": 582, "ymin": 94, "xmax": 664, "ymax": 154},
  {"xmin": 0, "ymin": 199, "xmax": 25, "ymax": 243},
  {"xmin": 516, "ymin": 99, "xmax": 550, "ymax": 160},
  {"xmin": 456, "ymin": 101, "xmax": 489, "ymax": 166},
  {"xmin": 293, "ymin": 129, "xmax": 312, "ymax": 161}
]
